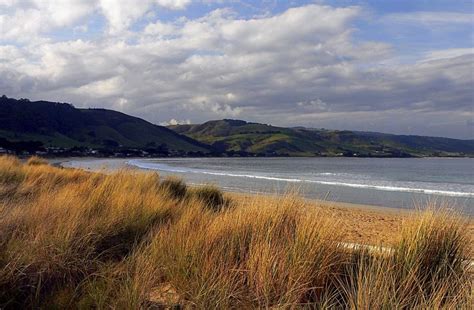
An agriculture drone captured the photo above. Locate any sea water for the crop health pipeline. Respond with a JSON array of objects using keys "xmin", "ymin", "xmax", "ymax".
[{"xmin": 65, "ymin": 157, "xmax": 474, "ymax": 213}]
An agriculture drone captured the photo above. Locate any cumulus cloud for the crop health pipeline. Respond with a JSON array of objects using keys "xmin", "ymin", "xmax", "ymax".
[
  {"xmin": 0, "ymin": 2, "xmax": 472, "ymax": 138},
  {"xmin": 0, "ymin": 0, "xmax": 192, "ymax": 37},
  {"xmin": 74, "ymin": 76, "xmax": 125, "ymax": 98},
  {"xmin": 160, "ymin": 118, "xmax": 191, "ymax": 126},
  {"xmin": 99, "ymin": 0, "xmax": 150, "ymax": 33},
  {"xmin": 31, "ymin": 0, "xmax": 96, "ymax": 27},
  {"xmin": 97, "ymin": 0, "xmax": 190, "ymax": 33},
  {"xmin": 0, "ymin": 0, "xmax": 95, "ymax": 40},
  {"xmin": 156, "ymin": 0, "xmax": 191, "ymax": 10},
  {"xmin": 144, "ymin": 20, "xmax": 177, "ymax": 36}
]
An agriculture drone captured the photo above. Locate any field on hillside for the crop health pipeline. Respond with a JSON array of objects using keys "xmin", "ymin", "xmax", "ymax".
[
  {"xmin": 0, "ymin": 156, "xmax": 472, "ymax": 308},
  {"xmin": 170, "ymin": 119, "xmax": 474, "ymax": 157}
]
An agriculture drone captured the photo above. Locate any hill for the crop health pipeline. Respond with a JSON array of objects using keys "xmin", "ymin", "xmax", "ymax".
[
  {"xmin": 2, "ymin": 96, "xmax": 472, "ymax": 158},
  {"xmin": 169, "ymin": 119, "xmax": 474, "ymax": 157},
  {"xmin": 0, "ymin": 96, "xmax": 210, "ymax": 156}
]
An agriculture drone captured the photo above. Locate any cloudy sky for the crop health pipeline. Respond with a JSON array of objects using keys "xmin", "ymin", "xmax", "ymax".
[{"xmin": 1, "ymin": 0, "xmax": 473, "ymax": 138}]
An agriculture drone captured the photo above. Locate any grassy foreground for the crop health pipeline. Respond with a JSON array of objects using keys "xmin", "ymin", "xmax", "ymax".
[{"xmin": 0, "ymin": 156, "xmax": 472, "ymax": 308}]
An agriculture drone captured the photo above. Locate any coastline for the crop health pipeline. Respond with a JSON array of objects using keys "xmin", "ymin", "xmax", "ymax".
[
  {"xmin": 57, "ymin": 158, "xmax": 473, "ymax": 246},
  {"xmin": 57, "ymin": 157, "xmax": 412, "ymax": 213}
]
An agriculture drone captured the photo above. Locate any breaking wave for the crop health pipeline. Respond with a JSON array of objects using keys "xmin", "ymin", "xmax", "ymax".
[{"xmin": 127, "ymin": 159, "xmax": 474, "ymax": 198}]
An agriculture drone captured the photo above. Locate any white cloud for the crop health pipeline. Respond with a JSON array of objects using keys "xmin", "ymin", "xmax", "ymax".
[
  {"xmin": 155, "ymin": 0, "xmax": 191, "ymax": 10},
  {"xmin": 0, "ymin": 0, "xmax": 192, "ymax": 38},
  {"xmin": 0, "ymin": 0, "xmax": 95, "ymax": 40},
  {"xmin": 160, "ymin": 118, "xmax": 191, "ymax": 126},
  {"xmin": 95, "ymin": 0, "xmax": 191, "ymax": 33},
  {"xmin": 31, "ymin": 0, "xmax": 95, "ymax": 27},
  {"xmin": 0, "ymin": 0, "xmax": 19, "ymax": 7},
  {"xmin": 0, "ymin": 9, "xmax": 44, "ymax": 40},
  {"xmin": 99, "ymin": 0, "xmax": 151, "ymax": 33},
  {"xmin": 144, "ymin": 20, "xmax": 176, "ymax": 36},
  {"xmin": 422, "ymin": 48, "xmax": 474, "ymax": 62},
  {"xmin": 185, "ymin": 95, "xmax": 242, "ymax": 117},
  {"xmin": 74, "ymin": 76, "xmax": 124, "ymax": 98}
]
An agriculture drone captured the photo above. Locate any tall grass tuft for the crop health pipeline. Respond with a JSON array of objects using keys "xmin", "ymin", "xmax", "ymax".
[
  {"xmin": 390, "ymin": 208, "xmax": 472, "ymax": 306},
  {"xmin": 159, "ymin": 176, "xmax": 187, "ymax": 200},
  {"xmin": 0, "ymin": 155, "xmax": 471, "ymax": 308},
  {"xmin": 334, "ymin": 208, "xmax": 472, "ymax": 308},
  {"xmin": 190, "ymin": 184, "xmax": 226, "ymax": 211},
  {"xmin": 26, "ymin": 156, "xmax": 48, "ymax": 166},
  {"xmin": 0, "ymin": 155, "xmax": 24, "ymax": 186}
]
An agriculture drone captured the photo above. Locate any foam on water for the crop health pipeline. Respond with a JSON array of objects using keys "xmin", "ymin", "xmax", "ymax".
[{"xmin": 127, "ymin": 159, "xmax": 474, "ymax": 198}]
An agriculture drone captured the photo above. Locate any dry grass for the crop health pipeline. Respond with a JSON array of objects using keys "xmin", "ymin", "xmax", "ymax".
[
  {"xmin": 25, "ymin": 155, "xmax": 49, "ymax": 166},
  {"xmin": 188, "ymin": 184, "xmax": 228, "ymax": 211},
  {"xmin": 0, "ymin": 155, "xmax": 471, "ymax": 308}
]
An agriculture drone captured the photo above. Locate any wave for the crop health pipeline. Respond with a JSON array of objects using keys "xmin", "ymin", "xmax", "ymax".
[
  {"xmin": 127, "ymin": 160, "xmax": 474, "ymax": 198},
  {"xmin": 307, "ymin": 180, "xmax": 474, "ymax": 198}
]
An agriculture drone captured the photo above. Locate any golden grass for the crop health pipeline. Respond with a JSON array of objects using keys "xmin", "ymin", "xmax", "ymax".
[{"xmin": 0, "ymin": 155, "xmax": 471, "ymax": 308}]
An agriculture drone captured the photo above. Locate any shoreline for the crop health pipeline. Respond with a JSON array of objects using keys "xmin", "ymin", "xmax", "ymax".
[
  {"xmin": 57, "ymin": 158, "xmax": 473, "ymax": 246},
  {"xmin": 58, "ymin": 157, "xmax": 411, "ymax": 213},
  {"xmin": 58, "ymin": 157, "xmax": 472, "ymax": 215},
  {"xmin": 220, "ymin": 187, "xmax": 413, "ymax": 215}
]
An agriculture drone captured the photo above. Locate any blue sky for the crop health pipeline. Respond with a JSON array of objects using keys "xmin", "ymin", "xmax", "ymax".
[{"xmin": 0, "ymin": 0, "xmax": 473, "ymax": 138}]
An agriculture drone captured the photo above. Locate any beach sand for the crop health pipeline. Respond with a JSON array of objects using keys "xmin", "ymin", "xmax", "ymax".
[
  {"xmin": 227, "ymin": 192, "xmax": 474, "ymax": 248},
  {"xmin": 226, "ymin": 192, "xmax": 408, "ymax": 245}
]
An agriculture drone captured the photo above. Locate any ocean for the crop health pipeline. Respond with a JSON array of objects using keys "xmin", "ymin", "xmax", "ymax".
[{"xmin": 64, "ymin": 157, "xmax": 474, "ymax": 213}]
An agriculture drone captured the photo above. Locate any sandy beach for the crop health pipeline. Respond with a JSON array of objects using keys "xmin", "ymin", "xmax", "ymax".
[{"xmin": 227, "ymin": 192, "xmax": 408, "ymax": 245}]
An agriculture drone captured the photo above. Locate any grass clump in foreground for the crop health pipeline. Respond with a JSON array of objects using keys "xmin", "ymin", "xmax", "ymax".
[
  {"xmin": 159, "ymin": 176, "xmax": 188, "ymax": 200},
  {"xmin": 25, "ymin": 155, "xmax": 49, "ymax": 166},
  {"xmin": 189, "ymin": 184, "xmax": 227, "ymax": 211},
  {"xmin": 0, "ymin": 155, "xmax": 471, "ymax": 308}
]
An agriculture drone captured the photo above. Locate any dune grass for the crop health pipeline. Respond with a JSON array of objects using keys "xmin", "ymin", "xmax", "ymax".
[{"xmin": 0, "ymin": 155, "xmax": 471, "ymax": 308}]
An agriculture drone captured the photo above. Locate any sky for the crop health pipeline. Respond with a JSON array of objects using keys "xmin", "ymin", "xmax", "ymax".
[{"xmin": 0, "ymin": 0, "xmax": 473, "ymax": 139}]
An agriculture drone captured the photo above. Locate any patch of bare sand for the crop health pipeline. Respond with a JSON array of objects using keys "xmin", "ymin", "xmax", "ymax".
[{"xmin": 227, "ymin": 192, "xmax": 474, "ymax": 247}]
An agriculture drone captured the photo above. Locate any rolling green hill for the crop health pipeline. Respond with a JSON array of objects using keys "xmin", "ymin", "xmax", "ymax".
[
  {"xmin": 170, "ymin": 119, "xmax": 474, "ymax": 157},
  {"xmin": 2, "ymin": 96, "xmax": 472, "ymax": 158},
  {"xmin": 0, "ymin": 96, "xmax": 210, "ymax": 155}
]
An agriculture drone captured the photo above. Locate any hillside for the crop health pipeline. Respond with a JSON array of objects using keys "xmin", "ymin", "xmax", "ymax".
[
  {"xmin": 0, "ymin": 96, "xmax": 210, "ymax": 156},
  {"xmin": 2, "ymin": 96, "xmax": 472, "ymax": 158},
  {"xmin": 170, "ymin": 119, "xmax": 474, "ymax": 157}
]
